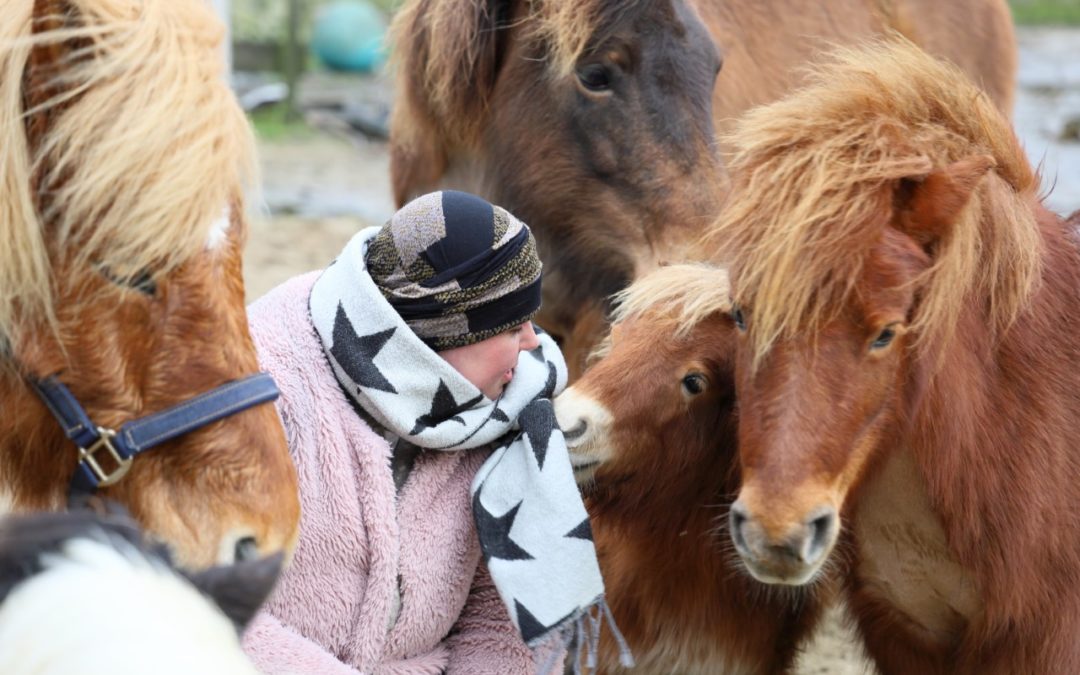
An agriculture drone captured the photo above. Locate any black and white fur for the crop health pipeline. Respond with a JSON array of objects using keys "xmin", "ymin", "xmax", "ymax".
[{"xmin": 0, "ymin": 504, "xmax": 281, "ymax": 674}]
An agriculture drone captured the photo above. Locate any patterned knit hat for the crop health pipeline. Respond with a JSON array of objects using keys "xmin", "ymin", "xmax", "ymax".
[{"xmin": 365, "ymin": 191, "xmax": 543, "ymax": 350}]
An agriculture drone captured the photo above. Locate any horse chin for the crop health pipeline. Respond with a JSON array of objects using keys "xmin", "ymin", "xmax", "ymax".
[
  {"xmin": 737, "ymin": 552, "xmax": 827, "ymax": 587},
  {"xmin": 570, "ymin": 457, "xmax": 602, "ymax": 489}
]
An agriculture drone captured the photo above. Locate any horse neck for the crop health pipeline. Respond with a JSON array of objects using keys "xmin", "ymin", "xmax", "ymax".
[
  {"xmin": 905, "ymin": 204, "xmax": 1080, "ymax": 619},
  {"xmin": 0, "ymin": 366, "xmax": 70, "ymax": 512},
  {"xmin": 591, "ymin": 451, "xmax": 826, "ymax": 672}
]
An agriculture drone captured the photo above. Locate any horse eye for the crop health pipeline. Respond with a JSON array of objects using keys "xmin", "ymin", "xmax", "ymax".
[
  {"xmin": 870, "ymin": 326, "xmax": 897, "ymax": 350},
  {"xmin": 99, "ymin": 266, "xmax": 157, "ymax": 297},
  {"xmin": 731, "ymin": 305, "xmax": 746, "ymax": 331},
  {"xmin": 576, "ymin": 63, "xmax": 612, "ymax": 92},
  {"xmin": 128, "ymin": 271, "xmax": 158, "ymax": 297},
  {"xmin": 682, "ymin": 373, "xmax": 707, "ymax": 396}
]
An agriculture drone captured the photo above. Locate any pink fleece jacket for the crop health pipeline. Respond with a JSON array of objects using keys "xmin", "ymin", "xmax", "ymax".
[{"xmin": 242, "ymin": 272, "xmax": 538, "ymax": 675}]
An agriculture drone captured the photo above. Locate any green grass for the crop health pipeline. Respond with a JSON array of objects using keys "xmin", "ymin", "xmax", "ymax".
[
  {"xmin": 248, "ymin": 103, "xmax": 314, "ymax": 142},
  {"xmin": 1010, "ymin": 0, "xmax": 1080, "ymax": 24}
]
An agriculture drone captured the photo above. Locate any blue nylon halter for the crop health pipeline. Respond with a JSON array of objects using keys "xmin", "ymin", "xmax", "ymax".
[{"xmin": 30, "ymin": 372, "xmax": 280, "ymax": 497}]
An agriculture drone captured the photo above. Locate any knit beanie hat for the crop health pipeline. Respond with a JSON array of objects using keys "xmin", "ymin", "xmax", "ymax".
[{"xmin": 364, "ymin": 190, "xmax": 543, "ymax": 351}]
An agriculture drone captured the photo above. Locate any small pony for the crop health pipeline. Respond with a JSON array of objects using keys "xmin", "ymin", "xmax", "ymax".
[
  {"xmin": 0, "ymin": 0, "xmax": 299, "ymax": 567},
  {"xmin": 554, "ymin": 264, "xmax": 829, "ymax": 674},
  {"xmin": 0, "ymin": 504, "xmax": 281, "ymax": 674},
  {"xmin": 714, "ymin": 40, "xmax": 1080, "ymax": 672}
]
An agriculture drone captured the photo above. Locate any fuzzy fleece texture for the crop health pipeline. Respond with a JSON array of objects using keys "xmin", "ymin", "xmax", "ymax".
[
  {"xmin": 310, "ymin": 227, "xmax": 604, "ymax": 649},
  {"xmin": 242, "ymin": 272, "xmax": 539, "ymax": 675}
]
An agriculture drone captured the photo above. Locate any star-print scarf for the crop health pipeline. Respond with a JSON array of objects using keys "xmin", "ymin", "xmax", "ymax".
[{"xmin": 309, "ymin": 228, "xmax": 632, "ymax": 666}]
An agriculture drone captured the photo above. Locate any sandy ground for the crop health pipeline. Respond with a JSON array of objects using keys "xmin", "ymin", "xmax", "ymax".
[{"xmin": 240, "ymin": 27, "xmax": 1079, "ymax": 674}]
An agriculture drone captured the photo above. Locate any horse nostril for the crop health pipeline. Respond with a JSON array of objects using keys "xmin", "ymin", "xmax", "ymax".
[
  {"xmin": 804, "ymin": 510, "xmax": 837, "ymax": 564},
  {"xmin": 562, "ymin": 418, "xmax": 588, "ymax": 442},
  {"xmin": 729, "ymin": 503, "xmax": 749, "ymax": 552},
  {"xmin": 234, "ymin": 536, "xmax": 259, "ymax": 562}
]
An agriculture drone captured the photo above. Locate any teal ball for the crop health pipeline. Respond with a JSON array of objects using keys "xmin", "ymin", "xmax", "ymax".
[{"xmin": 311, "ymin": 1, "xmax": 388, "ymax": 73}]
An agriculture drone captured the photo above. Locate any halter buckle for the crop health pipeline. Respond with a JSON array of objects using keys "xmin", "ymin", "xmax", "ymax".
[{"xmin": 78, "ymin": 427, "xmax": 132, "ymax": 487}]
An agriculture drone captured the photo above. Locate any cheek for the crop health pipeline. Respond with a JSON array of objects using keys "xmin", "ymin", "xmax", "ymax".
[{"xmin": 500, "ymin": 342, "xmax": 522, "ymax": 371}]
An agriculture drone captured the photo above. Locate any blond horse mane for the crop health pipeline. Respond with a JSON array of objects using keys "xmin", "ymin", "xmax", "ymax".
[
  {"xmin": 389, "ymin": 0, "xmax": 644, "ymax": 147},
  {"xmin": 591, "ymin": 263, "xmax": 731, "ymax": 361},
  {"xmin": 708, "ymin": 39, "xmax": 1041, "ymax": 366},
  {"xmin": 0, "ymin": 0, "xmax": 255, "ymax": 345}
]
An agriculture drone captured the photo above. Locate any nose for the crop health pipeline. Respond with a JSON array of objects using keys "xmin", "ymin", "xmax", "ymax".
[
  {"xmin": 552, "ymin": 390, "xmax": 601, "ymax": 450},
  {"xmin": 561, "ymin": 417, "xmax": 588, "ymax": 444},
  {"xmin": 728, "ymin": 501, "xmax": 838, "ymax": 585},
  {"xmin": 234, "ymin": 536, "xmax": 260, "ymax": 563},
  {"xmin": 520, "ymin": 322, "xmax": 541, "ymax": 351},
  {"xmin": 219, "ymin": 532, "xmax": 271, "ymax": 565}
]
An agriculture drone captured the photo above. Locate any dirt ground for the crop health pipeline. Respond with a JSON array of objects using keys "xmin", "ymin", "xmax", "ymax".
[{"xmin": 241, "ymin": 27, "xmax": 1078, "ymax": 674}]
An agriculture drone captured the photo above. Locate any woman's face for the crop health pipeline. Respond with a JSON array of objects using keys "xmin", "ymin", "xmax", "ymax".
[{"xmin": 439, "ymin": 322, "xmax": 541, "ymax": 400}]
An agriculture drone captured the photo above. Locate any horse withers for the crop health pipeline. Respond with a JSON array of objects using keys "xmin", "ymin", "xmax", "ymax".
[
  {"xmin": 554, "ymin": 264, "xmax": 829, "ymax": 674},
  {"xmin": 714, "ymin": 40, "xmax": 1080, "ymax": 672},
  {"xmin": 388, "ymin": 0, "xmax": 1017, "ymax": 379},
  {"xmin": 0, "ymin": 0, "xmax": 299, "ymax": 568}
]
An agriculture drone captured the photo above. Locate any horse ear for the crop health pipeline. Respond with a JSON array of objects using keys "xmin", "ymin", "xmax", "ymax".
[
  {"xmin": 899, "ymin": 154, "xmax": 996, "ymax": 239},
  {"xmin": 184, "ymin": 553, "xmax": 283, "ymax": 632},
  {"xmin": 388, "ymin": 0, "xmax": 510, "ymax": 206}
]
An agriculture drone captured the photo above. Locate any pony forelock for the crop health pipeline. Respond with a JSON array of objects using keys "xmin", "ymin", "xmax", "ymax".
[
  {"xmin": 527, "ymin": 0, "xmax": 648, "ymax": 77},
  {"xmin": 388, "ymin": 0, "xmax": 647, "ymax": 148},
  {"xmin": 0, "ymin": 0, "xmax": 255, "ymax": 346},
  {"xmin": 591, "ymin": 263, "xmax": 731, "ymax": 362},
  {"xmin": 707, "ymin": 38, "xmax": 1041, "ymax": 367}
]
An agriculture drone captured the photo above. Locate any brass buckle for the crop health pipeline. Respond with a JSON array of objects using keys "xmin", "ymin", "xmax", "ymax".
[{"xmin": 78, "ymin": 427, "xmax": 132, "ymax": 487}]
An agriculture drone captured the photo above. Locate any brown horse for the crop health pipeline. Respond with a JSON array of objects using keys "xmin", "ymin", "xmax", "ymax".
[
  {"xmin": 0, "ymin": 0, "xmax": 300, "ymax": 569},
  {"xmin": 388, "ymin": 0, "xmax": 1017, "ymax": 379},
  {"xmin": 714, "ymin": 40, "xmax": 1080, "ymax": 673},
  {"xmin": 553, "ymin": 264, "xmax": 829, "ymax": 674}
]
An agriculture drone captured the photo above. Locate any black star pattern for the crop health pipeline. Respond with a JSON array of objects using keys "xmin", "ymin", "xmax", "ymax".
[
  {"xmin": 528, "ymin": 344, "xmax": 546, "ymax": 363},
  {"xmin": 330, "ymin": 304, "xmax": 397, "ymax": 394},
  {"xmin": 410, "ymin": 380, "xmax": 483, "ymax": 435},
  {"xmin": 519, "ymin": 399, "xmax": 555, "ymax": 471},
  {"xmin": 515, "ymin": 601, "xmax": 575, "ymax": 644},
  {"xmin": 539, "ymin": 362, "xmax": 558, "ymax": 398},
  {"xmin": 472, "ymin": 492, "xmax": 534, "ymax": 562},
  {"xmin": 490, "ymin": 407, "xmax": 510, "ymax": 423},
  {"xmin": 565, "ymin": 518, "xmax": 593, "ymax": 541}
]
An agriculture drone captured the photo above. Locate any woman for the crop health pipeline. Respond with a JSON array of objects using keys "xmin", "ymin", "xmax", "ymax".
[{"xmin": 242, "ymin": 191, "xmax": 610, "ymax": 674}]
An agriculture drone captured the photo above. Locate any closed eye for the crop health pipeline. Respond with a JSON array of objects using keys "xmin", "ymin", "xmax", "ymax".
[{"xmin": 99, "ymin": 265, "xmax": 157, "ymax": 297}]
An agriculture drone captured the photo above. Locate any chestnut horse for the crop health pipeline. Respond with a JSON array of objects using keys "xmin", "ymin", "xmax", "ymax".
[
  {"xmin": 714, "ymin": 40, "xmax": 1080, "ymax": 673},
  {"xmin": 0, "ymin": 0, "xmax": 299, "ymax": 568},
  {"xmin": 388, "ymin": 0, "xmax": 1017, "ymax": 379},
  {"xmin": 553, "ymin": 264, "xmax": 829, "ymax": 674}
]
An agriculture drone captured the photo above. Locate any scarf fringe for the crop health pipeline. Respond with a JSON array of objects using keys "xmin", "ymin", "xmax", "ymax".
[{"xmin": 537, "ymin": 597, "xmax": 635, "ymax": 674}]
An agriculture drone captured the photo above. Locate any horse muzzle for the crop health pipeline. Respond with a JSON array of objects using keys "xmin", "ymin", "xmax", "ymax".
[
  {"xmin": 552, "ymin": 388, "xmax": 613, "ymax": 485},
  {"xmin": 728, "ymin": 499, "xmax": 839, "ymax": 586}
]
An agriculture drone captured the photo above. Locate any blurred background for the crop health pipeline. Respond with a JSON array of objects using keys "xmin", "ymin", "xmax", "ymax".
[
  {"xmin": 224, "ymin": 1, "xmax": 1078, "ymax": 672},
  {"xmin": 225, "ymin": 0, "xmax": 1080, "ymax": 303}
]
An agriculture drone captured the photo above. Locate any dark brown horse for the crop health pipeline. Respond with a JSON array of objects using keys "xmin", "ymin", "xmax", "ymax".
[
  {"xmin": 554, "ymin": 264, "xmax": 829, "ymax": 674},
  {"xmin": 0, "ymin": 0, "xmax": 300, "ymax": 568},
  {"xmin": 715, "ymin": 40, "xmax": 1080, "ymax": 673},
  {"xmin": 388, "ymin": 0, "xmax": 1017, "ymax": 379}
]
